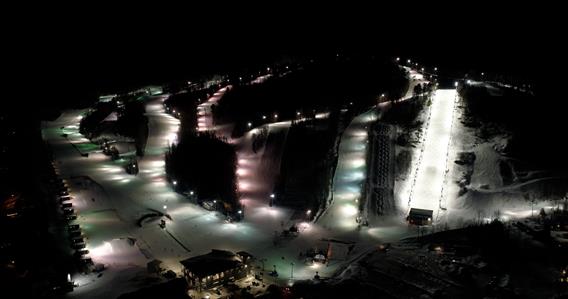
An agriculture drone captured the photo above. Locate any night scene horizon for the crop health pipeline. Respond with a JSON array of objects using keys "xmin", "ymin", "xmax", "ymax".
[{"xmin": 1, "ymin": 14, "xmax": 567, "ymax": 299}]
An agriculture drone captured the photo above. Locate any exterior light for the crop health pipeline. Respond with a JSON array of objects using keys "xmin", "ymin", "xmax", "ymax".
[
  {"xmin": 407, "ymin": 59, "xmax": 411, "ymax": 63},
  {"xmin": 307, "ymin": 209, "xmax": 311, "ymax": 215},
  {"xmin": 262, "ymin": 115, "xmax": 266, "ymax": 120},
  {"xmin": 173, "ymin": 180, "xmax": 177, "ymax": 185},
  {"xmin": 163, "ymin": 205, "xmax": 167, "ymax": 210},
  {"xmin": 247, "ymin": 122, "xmax": 252, "ymax": 128},
  {"xmin": 434, "ymin": 67, "xmax": 438, "ymax": 71},
  {"xmin": 396, "ymin": 57, "xmax": 400, "ymax": 61},
  {"xmin": 238, "ymin": 210, "xmax": 242, "ymax": 214},
  {"xmin": 190, "ymin": 190, "xmax": 194, "ymax": 195},
  {"xmin": 270, "ymin": 193, "xmax": 275, "ymax": 198},
  {"xmin": 274, "ymin": 114, "xmax": 278, "ymax": 119},
  {"xmin": 454, "ymin": 81, "xmax": 458, "ymax": 87}
]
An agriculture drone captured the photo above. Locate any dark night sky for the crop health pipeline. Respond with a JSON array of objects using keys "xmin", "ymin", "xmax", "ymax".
[{"xmin": 4, "ymin": 5, "xmax": 561, "ymax": 112}]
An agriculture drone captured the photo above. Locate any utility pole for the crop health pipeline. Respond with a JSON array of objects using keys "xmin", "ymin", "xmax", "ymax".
[
  {"xmin": 259, "ymin": 258, "xmax": 266, "ymax": 272},
  {"xmin": 290, "ymin": 262, "xmax": 294, "ymax": 279}
]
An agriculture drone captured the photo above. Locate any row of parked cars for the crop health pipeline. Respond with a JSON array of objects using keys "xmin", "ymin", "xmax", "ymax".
[{"xmin": 50, "ymin": 162, "xmax": 93, "ymax": 271}]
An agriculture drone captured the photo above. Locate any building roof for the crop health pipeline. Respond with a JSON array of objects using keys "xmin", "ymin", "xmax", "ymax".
[
  {"xmin": 409, "ymin": 208, "xmax": 433, "ymax": 217},
  {"xmin": 180, "ymin": 250, "xmax": 243, "ymax": 278},
  {"xmin": 102, "ymin": 111, "xmax": 118, "ymax": 122}
]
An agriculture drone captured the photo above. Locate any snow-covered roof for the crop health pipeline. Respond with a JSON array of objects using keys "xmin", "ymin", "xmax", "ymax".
[
  {"xmin": 102, "ymin": 112, "xmax": 118, "ymax": 122},
  {"xmin": 409, "ymin": 208, "xmax": 433, "ymax": 217}
]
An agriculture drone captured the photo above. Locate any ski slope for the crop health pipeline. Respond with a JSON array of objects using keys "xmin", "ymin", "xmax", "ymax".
[{"xmin": 405, "ymin": 89, "xmax": 457, "ymax": 219}]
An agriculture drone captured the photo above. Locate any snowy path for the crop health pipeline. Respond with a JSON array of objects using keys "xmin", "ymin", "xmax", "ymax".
[
  {"xmin": 318, "ymin": 68, "xmax": 429, "ymax": 236},
  {"xmin": 317, "ymin": 110, "xmax": 377, "ymax": 232},
  {"xmin": 197, "ymin": 86, "xmax": 230, "ymax": 133},
  {"xmin": 405, "ymin": 89, "xmax": 457, "ymax": 219}
]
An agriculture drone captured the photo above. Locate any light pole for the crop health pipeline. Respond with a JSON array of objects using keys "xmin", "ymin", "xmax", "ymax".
[
  {"xmin": 269, "ymin": 193, "xmax": 275, "ymax": 207},
  {"xmin": 290, "ymin": 262, "xmax": 294, "ymax": 279},
  {"xmin": 259, "ymin": 258, "xmax": 267, "ymax": 272}
]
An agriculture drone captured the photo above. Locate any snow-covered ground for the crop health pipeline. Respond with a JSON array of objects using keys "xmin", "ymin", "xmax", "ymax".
[
  {"xmin": 404, "ymin": 89, "xmax": 457, "ymax": 217},
  {"xmin": 317, "ymin": 110, "xmax": 377, "ymax": 232},
  {"xmin": 392, "ymin": 84, "xmax": 555, "ymax": 227},
  {"xmin": 250, "ymin": 74, "xmax": 272, "ymax": 85},
  {"xmin": 43, "ymin": 82, "xmax": 352, "ymax": 298},
  {"xmin": 197, "ymin": 86, "xmax": 230, "ymax": 134},
  {"xmin": 442, "ymin": 86, "xmax": 561, "ymax": 226},
  {"xmin": 469, "ymin": 143, "xmax": 502, "ymax": 189},
  {"xmin": 392, "ymin": 69, "xmax": 433, "ymax": 215},
  {"xmin": 43, "ymin": 68, "xmax": 555, "ymax": 297}
]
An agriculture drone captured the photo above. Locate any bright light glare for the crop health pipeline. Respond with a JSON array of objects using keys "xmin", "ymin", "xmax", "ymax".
[
  {"xmin": 348, "ymin": 158, "xmax": 365, "ymax": 168},
  {"xmin": 341, "ymin": 204, "xmax": 358, "ymax": 217},
  {"xmin": 90, "ymin": 241, "xmax": 113, "ymax": 258}
]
